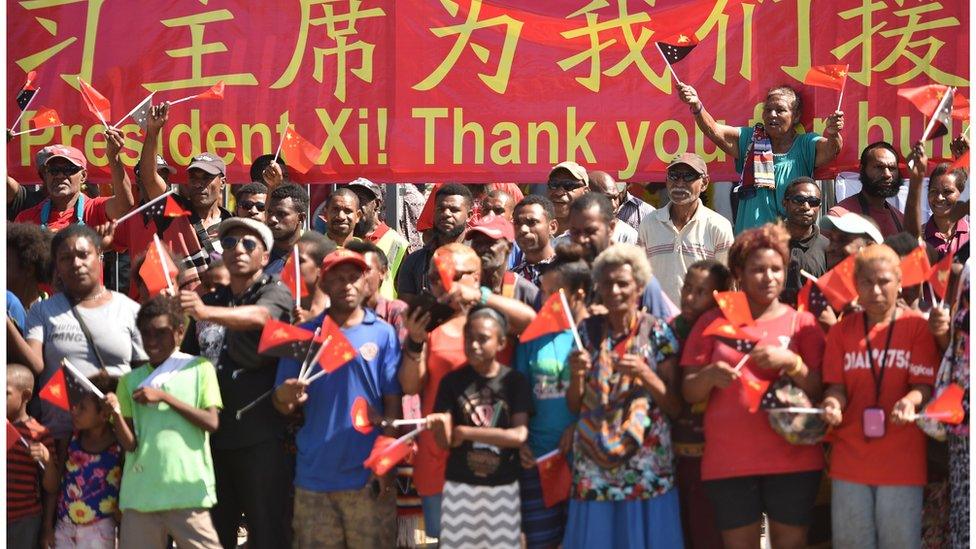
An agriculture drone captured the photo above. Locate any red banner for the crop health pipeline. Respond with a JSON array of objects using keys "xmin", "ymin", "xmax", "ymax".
[{"xmin": 5, "ymin": 0, "xmax": 970, "ymax": 184}]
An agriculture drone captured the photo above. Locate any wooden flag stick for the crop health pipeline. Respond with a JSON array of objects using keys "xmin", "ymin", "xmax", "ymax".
[
  {"xmin": 656, "ymin": 43, "xmax": 682, "ymax": 86},
  {"xmin": 115, "ymin": 190, "xmax": 176, "ymax": 224},
  {"xmin": 9, "ymin": 87, "xmax": 40, "ymax": 131},
  {"xmin": 113, "ymin": 92, "xmax": 154, "ymax": 128}
]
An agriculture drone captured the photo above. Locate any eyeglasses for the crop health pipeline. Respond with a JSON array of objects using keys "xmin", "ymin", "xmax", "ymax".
[
  {"xmin": 45, "ymin": 164, "xmax": 83, "ymax": 177},
  {"xmin": 238, "ymin": 200, "xmax": 266, "ymax": 212},
  {"xmin": 547, "ymin": 180, "xmax": 586, "ymax": 192},
  {"xmin": 220, "ymin": 236, "xmax": 261, "ymax": 252},
  {"xmin": 666, "ymin": 171, "xmax": 702, "ymax": 183},
  {"xmin": 787, "ymin": 195, "xmax": 822, "ymax": 208}
]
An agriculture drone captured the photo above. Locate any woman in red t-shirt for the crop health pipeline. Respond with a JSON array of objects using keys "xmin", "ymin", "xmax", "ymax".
[
  {"xmin": 820, "ymin": 244, "xmax": 939, "ymax": 548},
  {"xmin": 682, "ymin": 224, "xmax": 826, "ymax": 548}
]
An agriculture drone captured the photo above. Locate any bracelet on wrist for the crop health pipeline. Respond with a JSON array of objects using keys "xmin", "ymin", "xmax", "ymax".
[
  {"xmin": 785, "ymin": 355, "xmax": 804, "ymax": 377},
  {"xmin": 691, "ymin": 103, "xmax": 704, "ymax": 115},
  {"xmin": 405, "ymin": 337, "xmax": 424, "ymax": 354},
  {"xmin": 479, "ymin": 286, "xmax": 491, "ymax": 305}
]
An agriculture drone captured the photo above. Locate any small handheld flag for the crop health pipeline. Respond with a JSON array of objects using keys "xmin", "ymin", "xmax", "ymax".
[
  {"xmin": 363, "ymin": 427, "xmax": 423, "ymax": 476},
  {"xmin": 928, "ymin": 252, "xmax": 954, "ymax": 301},
  {"xmin": 77, "ymin": 77, "xmax": 111, "ymax": 128},
  {"xmin": 431, "ymin": 247, "xmax": 456, "ymax": 293},
  {"xmin": 139, "ymin": 234, "xmax": 179, "ymax": 297},
  {"xmin": 900, "ymin": 246, "xmax": 932, "ymax": 288},
  {"xmin": 520, "ymin": 291, "xmax": 576, "ymax": 343},
  {"xmin": 920, "ymin": 383, "xmax": 965, "ymax": 425},
  {"xmin": 536, "ymin": 450, "xmax": 572, "ymax": 508},
  {"xmin": 815, "ymin": 255, "xmax": 857, "ymax": 311},
  {"xmin": 713, "ymin": 291, "xmax": 754, "ymax": 326},
  {"xmin": 276, "ymin": 126, "xmax": 321, "ymax": 174},
  {"xmin": 740, "ymin": 367, "xmax": 771, "ymax": 413},
  {"xmin": 31, "ymin": 108, "xmax": 62, "ymax": 130},
  {"xmin": 281, "ymin": 245, "xmax": 309, "ymax": 305},
  {"xmin": 415, "ymin": 184, "xmax": 443, "ymax": 232},
  {"xmin": 168, "ymin": 80, "xmax": 226, "ymax": 105},
  {"xmin": 803, "ymin": 64, "xmax": 849, "ymax": 110},
  {"xmin": 258, "ymin": 319, "xmax": 319, "ymax": 361},
  {"xmin": 351, "ymin": 397, "xmax": 374, "ymax": 434},
  {"xmin": 16, "ymin": 71, "xmax": 38, "ymax": 110}
]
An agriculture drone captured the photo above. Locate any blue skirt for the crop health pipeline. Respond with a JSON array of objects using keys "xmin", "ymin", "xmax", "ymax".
[{"xmin": 563, "ymin": 488, "xmax": 684, "ymax": 549}]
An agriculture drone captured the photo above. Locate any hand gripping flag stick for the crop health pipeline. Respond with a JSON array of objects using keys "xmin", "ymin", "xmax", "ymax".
[{"xmin": 235, "ymin": 327, "xmax": 322, "ymax": 420}]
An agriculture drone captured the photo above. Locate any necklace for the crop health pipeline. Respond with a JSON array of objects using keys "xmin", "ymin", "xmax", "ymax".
[{"xmin": 76, "ymin": 287, "xmax": 107, "ymax": 302}]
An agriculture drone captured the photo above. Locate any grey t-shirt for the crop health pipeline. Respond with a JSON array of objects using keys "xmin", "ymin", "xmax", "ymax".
[{"xmin": 25, "ymin": 291, "xmax": 146, "ymax": 438}]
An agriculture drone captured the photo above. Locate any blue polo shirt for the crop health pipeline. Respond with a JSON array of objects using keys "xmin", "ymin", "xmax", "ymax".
[{"xmin": 275, "ymin": 308, "xmax": 401, "ymax": 492}]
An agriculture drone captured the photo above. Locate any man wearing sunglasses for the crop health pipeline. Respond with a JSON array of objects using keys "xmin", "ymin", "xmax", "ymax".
[
  {"xmin": 781, "ymin": 177, "xmax": 829, "ymax": 306},
  {"xmin": 180, "ymin": 216, "xmax": 294, "ymax": 549},
  {"xmin": 637, "ymin": 153, "xmax": 733, "ymax": 305},
  {"xmin": 14, "ymin": 138, "xmax": 135, "ymax": 231},
  {"xmin": 547, "ymin": 161, "xmax": 590, "ymax": 237},
  {"xmin": 235, "ymin": 182, "xmax": 269, "ymax": 222}
]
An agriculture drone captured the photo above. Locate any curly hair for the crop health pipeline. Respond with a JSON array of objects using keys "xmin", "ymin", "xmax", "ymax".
[
  {"xmin": 592, "ymin": 243, "xmax": 652, "ymax": 289},
  {"xmin": 136, "ymin": 294, "xmax": 186, "ymax": 331},
  {"xmin": 727, "ymin": 223, "xmax": 790, "ymax": 278},
  {"xmin": 7, "ymin": 222, "xmax": 52, "ymax": 283}
]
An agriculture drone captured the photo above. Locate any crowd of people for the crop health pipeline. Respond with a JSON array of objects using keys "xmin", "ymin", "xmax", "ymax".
[{"xmin": 4, "ymin": 83, "xmax": 970, "ymax": 549}]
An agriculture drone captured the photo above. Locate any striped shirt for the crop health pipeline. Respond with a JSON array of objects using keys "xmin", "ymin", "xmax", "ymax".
[
  {"xmin": 637, "ymin": 201, "xmax": 734, "ymax": 305},
  {"xmin": 7, "ymin": 417, "xmax": 54, "ymax": 521}
]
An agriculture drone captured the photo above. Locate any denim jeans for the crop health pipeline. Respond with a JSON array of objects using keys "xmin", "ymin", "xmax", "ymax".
[{"xmin": 831, "ymin": 479, "xmax": 923, "ymax": 549}]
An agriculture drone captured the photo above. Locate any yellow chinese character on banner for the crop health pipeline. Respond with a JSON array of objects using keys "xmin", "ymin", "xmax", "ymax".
[
  {"xmin": 143, "ymin": 9, "xmax": 258, "ymax": 92},
  {"xmin": 831, "ymin": 0, "xmax": 967, "ymax": 86},
  {"xmin": 557, "ymin": 0, "xmax": 667, "ymax": 93},
  {"xmin": 272, "ymin": 0, "xmax": 386, "ymax": 102},
  {"xmin": 413, "ymin": 0, "xmax": 523, "ymax": 95},
  {"xmin": 15, "ymin": 0, "xmax": 106, "ymax": 89}
]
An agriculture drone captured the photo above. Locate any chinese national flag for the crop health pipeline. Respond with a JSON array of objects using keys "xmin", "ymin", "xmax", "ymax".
[
  {"xmin": 702, "ymin": 316, "xmax": 758, "ymax": 342},
  {"xmin": 803, "ymin": 64, "xmax": 849, "ymax": 91},
  {"xmin": 78, "ymin": 78, "xmax": 111, "ymax": 123},
  {"xmin": 928, "ymin": 252, "xmax": 954, "ymax": 300},
  {"xmin": 317, "ymin": 316, "xmax": 358, "ymax": 373},
  {"xmin": 363, "ymin": 435, "xmax": 414, "ymax": 476},
  {"xmin": 139, "ymin": 240, "xmax": 179, "ymax": 298},
  {"xmin": 7, "ymin": 420, "xmax": 22, "ymax": 451},
  {"xmin": 39, "ymin": 369, "xmax": 71, "ymax": 411},
  {"xmin": 898, "ymin": 85, "xmax": 969, "ymax": 120},
  {"xmin": 258, "ymin": 319, "xmax": 317, "ymax": 360},
  {"xmin": 816, "ymin": 255, "xmax": 857, "ymax": 311},
  {"xmin": 281, "ymin": 127, "xmax": 321, "ymax": 174},
  {"xmin": 416, "ymin": 184, "xmax": 442, "ymax": 232},
  {"xmin": 900, "ymin": 246, "xmax": 932, "ymax": 288},
  {"xmin": 713, "ymin": 291, "xmax": 753, "ymax": 326},
  {"xmin": 740, "ymin": 367, "xmax": 771, "ymax": 413},
  {"xmin": 520, "ymin": 292, "xmax": 574, "ymax": 342},
  {"xmin": 351, "ymin": 397, "xmax": 374, "ymax": 434},
  {"xmin": 281, "ymin": 251, "xmax": 309, "ymax": 300},
  {"xmin": 923, "ymin": 383, "xmax": 965, "ymax": 425},
  {"xmin": 537, "ymin": 452, "xmax": 572, "ymax": 508},
  {"xmin": 431, "ymin": 247, "xmax": 455, "ymax": 292},
  {"xmin": 195, "ymin": 80, "xmax": 225, "ymax": 100},
  {"xmin": 30, "ymin": 107, "xmax": 61, "ymax": 130}
]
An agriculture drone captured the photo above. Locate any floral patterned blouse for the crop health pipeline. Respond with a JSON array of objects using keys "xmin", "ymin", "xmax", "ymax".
[
  {"xmin": 57, "ymin": 433, "xmax": 123, "ymax": 525},
  {"xmin": 946, "ymin": 266, "xmax": 970, "ymax": 437},
  {"xmin": 571, "ymin": 312, "xmax": 678, "ymax": 501}
]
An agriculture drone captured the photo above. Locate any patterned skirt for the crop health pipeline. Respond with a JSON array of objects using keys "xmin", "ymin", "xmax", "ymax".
[
  {"xmin": 949, "ymin": 433, "xmax": 970, "ymax": 549},
  {"xmin": 440, "ymin": 480, "xmax": 521, "ymax": 549}
]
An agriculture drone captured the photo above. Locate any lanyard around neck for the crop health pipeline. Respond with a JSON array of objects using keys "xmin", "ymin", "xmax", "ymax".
[
  {"xmin": 862, "ymin": 310, "xmax": 898, "ymax": 406},
  {"xmin": 40, "ymin": 194, "xmax": 85, "ymax": 229}
]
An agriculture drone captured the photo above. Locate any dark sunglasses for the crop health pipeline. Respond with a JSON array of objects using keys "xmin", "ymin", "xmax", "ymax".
[
  {"xmin": 46, "ymin": 164, "xmax": 83, "ymax": 177},
  {"xmin": 666, "ymin": 171, "xmax": 702, "ymax": 183},
  {"xmin": 787, "ymin": 195, "xmax": 822, "ymax": 208},
  {"xmin": 547, "ymin": 180, "xmax": 586, "ymax": 192},
  {"xmin": 238, "ymin": 200, "xmax": 266, "ymax": 212},
  {"xmin": 220, "ymin": 236, "xmax": 261, "ymax": 252}
]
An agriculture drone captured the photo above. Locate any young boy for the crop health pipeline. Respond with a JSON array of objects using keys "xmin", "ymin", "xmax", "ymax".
[
  {"xmin": 108, "ymin": 295, "xmax": 223, "ymax": 548},
  {"xmin": 670, "ymin": 260, "xmax": 731, "ymax": 549},
  {"xmin": 7, "ymin": 363, "xmax": 55, "ymax": 548}
]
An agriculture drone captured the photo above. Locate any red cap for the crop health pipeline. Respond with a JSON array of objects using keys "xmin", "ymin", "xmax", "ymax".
[
  {"xmin": 319, "ymin": 249, "xmax": 368, "ymax": 277},
  {"xmin": 467, "ymin": 214, "xmax": 515, "ymax": 241},
  {"xmin": 36, "ymin": 144, "xmax": 87, "ymax": 169}
]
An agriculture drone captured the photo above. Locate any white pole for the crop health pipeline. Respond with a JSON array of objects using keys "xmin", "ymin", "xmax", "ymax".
[
  {"xmin": 10, "ymin": 124, "xmax": 63, "ymax": 137},
  {"xmin": 558, "ymin": 289, "xmax": 584, "ymax": 351},
  {"xmin": 293, "ymin": 244, "xmax": 302, "ymax": 308},
  {"xmin": 299, "ymin": 335, "xmax": 331, "ymax": 381},
  {"xmin": 835, "ymin": 79, "xmax": 845, "ymax": 113},
  {"xmin": 273, "ymin": 124, "xmax": 288, "ymax": 164},
  {"xmin": 153, "ymin": 234, "xmax": 174, "ymax": 294},
  {"xmin": 113, "ymin": 92, "xmax": 154, "ymax": 128},
  {"xmin": 114, "ymin": 189, "xmax": 176, "ymax": 224},
  {"xmin": 61, "ymin": 359, "xmax": 105, "ymax": 398}
]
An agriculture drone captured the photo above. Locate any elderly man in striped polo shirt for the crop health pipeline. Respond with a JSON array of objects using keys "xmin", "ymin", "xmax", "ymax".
[{"xmin": 637, "ymin": 153, "xmax": 734, "ymax": 305}]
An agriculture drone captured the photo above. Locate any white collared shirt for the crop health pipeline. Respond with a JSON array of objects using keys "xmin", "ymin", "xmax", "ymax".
[{"xmin": 637, "ymin": 201, "xmax": 734, "ymax": 304}]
